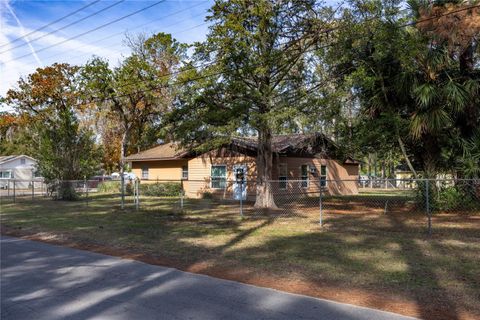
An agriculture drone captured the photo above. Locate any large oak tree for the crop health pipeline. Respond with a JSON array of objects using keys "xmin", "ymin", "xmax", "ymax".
[{"xmin": 170, "ymin": 0, "xmax": 334, "ymax": 208}]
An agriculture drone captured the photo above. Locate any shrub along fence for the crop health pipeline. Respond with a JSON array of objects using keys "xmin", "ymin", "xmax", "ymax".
[{"xmin": 1, "ymin": 178, "xmax": 479, "ymax": 234}]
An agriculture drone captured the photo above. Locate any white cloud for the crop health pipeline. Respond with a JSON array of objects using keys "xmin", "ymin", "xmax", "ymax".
[
  {"xmin": 0, "ymin": 1, "xmax": 127, "ymax": 101},
  {"xmin": 4, "ymin": 0, "xmax": 42, "ymax": 66},
  {"xmin": 0, "ymin": 0, "xmax": 211, "ymax": 103}
]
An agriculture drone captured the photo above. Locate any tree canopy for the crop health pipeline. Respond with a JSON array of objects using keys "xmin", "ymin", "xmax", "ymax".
[{"xmin": 1, "ymin": 0, "xmax": 478, "ymax": 203}]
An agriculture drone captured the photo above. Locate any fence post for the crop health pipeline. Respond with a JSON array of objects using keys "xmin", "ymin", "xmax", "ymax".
[
  {"xmin": 180, "ymin": 189, "xmax": 184, "ymax": 210},
  {"xmin": 133, "ymin": 179, "xmax": 136, "ymax": 210},
  {"xmin": 13, "ymin": 180, "xmax": 16, "ymax": 203},
  {"xmin": 426, "ymin": 179, "xmax": 431, "ymax": 235},
  {"xmin": 319, "ymin": 178, "xmax": 323, "ymax": 227},
  {"xmin": 138, "ymin": 179, "xmax": 140, "ymax": 209},
  {"xmin": 32, "ymin": 180, "xmax": 34, "ymax": 200},
  {"xmin": 86, "ymin": 179, "xmax": 89, "ymax": 206},
  {"xmin": 121, "ymin": 175, "xmax": 125, "ymax": 210},
  {"xmin": 180, "ymin": 179, "xmax": 184, "ymax": 210},
  {"xmin": 133, "ymin": 179, "xmax": 136, "ymax": 205},
  {"xmin": 239, "ymin": 179, "xmax": 243, "ymax": 218},
  {"xmin": 135, "ymin": 179, "xmax": 140, "ymax": 211}
]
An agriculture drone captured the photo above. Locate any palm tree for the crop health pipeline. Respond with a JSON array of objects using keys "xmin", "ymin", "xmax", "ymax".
[{"xmin": 407, "ymin": 0, "xmax": 480, "ymax": 176}]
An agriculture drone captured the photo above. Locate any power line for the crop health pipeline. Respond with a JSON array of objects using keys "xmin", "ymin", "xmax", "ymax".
[
  {"xmin": 6, "ymin": 1, "xmax": 479, "ymax": 108},
  {"xmin": 5, "ymin": 0, "xmax": 167, "ymax": 63},
  {"xmin": 0, "ymin": 0, "xmax": 101, "ymax": 48},
  {"xmin": 19, "ymin": 2, "xmax": 210, "ymax": 65},
  {"xmin": 70, "ymin": 2, "xmax": 346, "ymax": 97},
  {"xmin": 62, "ymin": 22, "xmax": 209, "ymax": 69},
  {"xmin": 80, "ymin": 3, "xmax": 480, "ymax": 106},
  {"xmin": 0, "ymin": 0, "xmax": 126, "ymax": 54}
]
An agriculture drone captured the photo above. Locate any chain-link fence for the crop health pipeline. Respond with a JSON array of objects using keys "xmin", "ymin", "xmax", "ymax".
[
  {"xmin": 2, "ymin": 178, "xmax": 479, "ymax": 233},
  {"xmin": 0, "ymin": 179, "xmax": 107, "ymax": 203},
  {"xmin": 0, "ymin": 178, "xmax": 48, "ymax": 202}
]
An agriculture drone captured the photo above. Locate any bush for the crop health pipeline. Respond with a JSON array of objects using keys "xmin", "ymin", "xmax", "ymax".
[
  {"xmin": 437, "ymin": 187, "xmax": 464, "ymax": 211},
  {"xmin": 439, "ymin": 185, "xmax": 478, "ymax": 211},
  {"xmin": 97, "ymin": 181, "xmax": 120, "ymax": 193},
  {"xmin": 416, "ymin": 182, "xmax": 478, "ymax": 212},
  {"xmin": 202, "ymin": 191, "xmax": 213, "ymax": 199},
  {"xmin": 139, "ymin": 182, "xmax": 182, "ymax": 197},
  {"xmin": 48, "ymin": 181, "xmax": 80, "ymax": 200},
  {"xmin": 415, "ymin": 180, "xmax": 434, "ymax": 210},
  {"xmin": 125, "ymin": 181, "xmax": 134, "ymax": 196}
]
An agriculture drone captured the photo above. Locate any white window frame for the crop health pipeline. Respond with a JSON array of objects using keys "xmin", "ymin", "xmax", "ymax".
[
  {"xmin": 300, "ymin": 165, "xmax": 309, "ymax": 188},
  {"xmin": 211, "ymin": 165, "xmax": 227, "ymax": 189},
  {"xmin": 0, "ymin": 170, "xmax": 12, "ymax": 179},
  {"xmin": 278, "ymin": 163, "xmax": 288, "ymax": 190},
  {"xmin": 181, "ymin": 165, "xmax": 188, "ymax": 180},
  {"xmin": 141, "ymin": 167, "xmax": 149, "ymax": 180},
  {"xmin": 320, "ymin": 165, "xmax": 328, "ymax": 187}
]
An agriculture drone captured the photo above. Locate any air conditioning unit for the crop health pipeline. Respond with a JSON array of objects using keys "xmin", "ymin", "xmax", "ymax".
[{"xmin": 309, "ymin": 165, "xmax": 317, "ymax": 174}]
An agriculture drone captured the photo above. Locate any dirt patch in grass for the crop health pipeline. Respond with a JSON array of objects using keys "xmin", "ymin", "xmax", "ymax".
[{"xmin": 1, "ymin": 194, "xmax": 479, "ymax": 320}]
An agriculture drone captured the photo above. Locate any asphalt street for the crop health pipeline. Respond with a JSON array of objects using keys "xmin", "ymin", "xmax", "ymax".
[{"xmin": 0, "ymin": 236, "xmax": 417, "ymax": 320}]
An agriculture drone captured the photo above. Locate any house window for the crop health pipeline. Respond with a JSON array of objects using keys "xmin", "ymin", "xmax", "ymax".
[
  {"xmin": 20, "ymin": 158, "xmax": 26, "ymax": 165},
  {"xmin": 142, "ymin": 167, "xmax": 149, "ymax": 180},
  {"xmin": 278, "ymin": 163, "xmax": 287, "ymax": 190},
  {"xmin": 0, "ymin": 171, "xmax": 12, "ymax": 179},
  {"xmin": 211, "ymin": 165, "xmax": 226, "ymax": 189},
  {"xmin": 320, "ymin": 165, "xmax": 327, "ymax": 187},
  {"xmin": 182, "ymin": 165, "xmax": 188, "ymax": 180},
  {"xmin": 300, "ymin": 165, "xmax": 309, "ymax": 188}
]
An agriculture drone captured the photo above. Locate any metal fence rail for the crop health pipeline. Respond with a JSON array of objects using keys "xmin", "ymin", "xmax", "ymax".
[{"xmin": 2, "ymin": 178, "xmax": 479, "ymax": 234}]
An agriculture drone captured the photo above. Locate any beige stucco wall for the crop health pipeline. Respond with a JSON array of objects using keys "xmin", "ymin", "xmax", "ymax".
[
  {"xmin": 186, "ymin": 153, "xmax": 359, "ymax": 198},
  {"xmin": 186, "ymin": 149, "xmax": 257, "ymax": 198},
  {"xmin": 130, "ymin": 152, "xmax": 359, "ymax": 198},
  {"xmin": 272, "ymin": 157, "xmax": 359, "ymax": 196},
  {"xmin": 131, "ymin": 160, "xmax": 188, "ymax": 182}
]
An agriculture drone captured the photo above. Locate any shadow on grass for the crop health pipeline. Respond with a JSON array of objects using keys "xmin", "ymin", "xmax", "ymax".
[{"xmin": 2, "ymin": 193, "xmax": 479, "ymax": 320}]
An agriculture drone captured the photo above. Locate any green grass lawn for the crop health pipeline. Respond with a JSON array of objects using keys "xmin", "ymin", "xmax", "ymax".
[{"xmin": 1, "ymin": 193, "xmax": 479, "ymax": 319}]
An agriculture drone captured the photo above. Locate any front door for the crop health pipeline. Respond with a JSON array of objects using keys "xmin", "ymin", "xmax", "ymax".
[{"xmin": 233, "ymin": 165, "xmax": 247, "ymax": 200}]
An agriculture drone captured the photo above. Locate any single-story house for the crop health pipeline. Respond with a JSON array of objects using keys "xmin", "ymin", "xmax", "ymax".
[
  {"xmin": 0, "ymin": 155, "xmax": 40, "ymax": 189},
  {"xmin": 126, "ymin": 133, "xmax": 360, "ymax": 199}
]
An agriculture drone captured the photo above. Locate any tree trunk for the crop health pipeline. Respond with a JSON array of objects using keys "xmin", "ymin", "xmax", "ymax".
[
  {"xmin": 254, "ymin": 128, "xmax": 277, "ymax": 209},
  {"xmin": 422, "ymin": 133, "xmax": 440, "ymax": 178},
  {"xmin": 397, "ymin": 135, "xmax": 417, "ymax": 178}
]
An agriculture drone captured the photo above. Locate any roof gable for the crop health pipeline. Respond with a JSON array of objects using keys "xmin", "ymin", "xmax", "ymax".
[
  {"xmin": 125, "ymin": 143, "xmax": 189, "ymax": 161},
  {"xmin": 0, "ymin": 155, "xmax": 37, "ymax": 165}
]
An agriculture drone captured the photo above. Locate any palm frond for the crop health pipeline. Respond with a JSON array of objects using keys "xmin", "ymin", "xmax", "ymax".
[
  {"xmin": 413, "ymin": 83, "xmax": 436, "ymax": 108},
  {"xmin": 444, "ymin": 80, "xmax": 469, "ymax": 114}
]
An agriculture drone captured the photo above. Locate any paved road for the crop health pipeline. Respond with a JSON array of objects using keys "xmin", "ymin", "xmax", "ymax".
[{"xmin": 0, "ymin": 236, "xmax": 416, "ymax": 320}]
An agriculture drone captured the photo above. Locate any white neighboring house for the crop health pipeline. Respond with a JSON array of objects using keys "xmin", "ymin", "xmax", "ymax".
[{"xmin": 0, "ymin": 155, "xmax": 40, "ymax": 189}]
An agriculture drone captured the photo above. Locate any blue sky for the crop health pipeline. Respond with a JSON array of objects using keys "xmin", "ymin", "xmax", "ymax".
[
  {"xmin": 0, "ymin": 0, "xmax": 341, "ymax": 103},
  {"xmin": 0, "ymin": 0, "xmax": 213, "ymax": 99}
]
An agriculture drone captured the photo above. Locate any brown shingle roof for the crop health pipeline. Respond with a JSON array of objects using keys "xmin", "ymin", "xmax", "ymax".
[
  {"xmin": 125, "ymin": 142, "xmax": 189, "ymax": 161},
  {"xmin": 232, "ymin": 133, "xmax": 334, "ymax": 153},
  {"xmin": 126, "ymin": 134, "xmax": 340, "ymax": 162}
]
